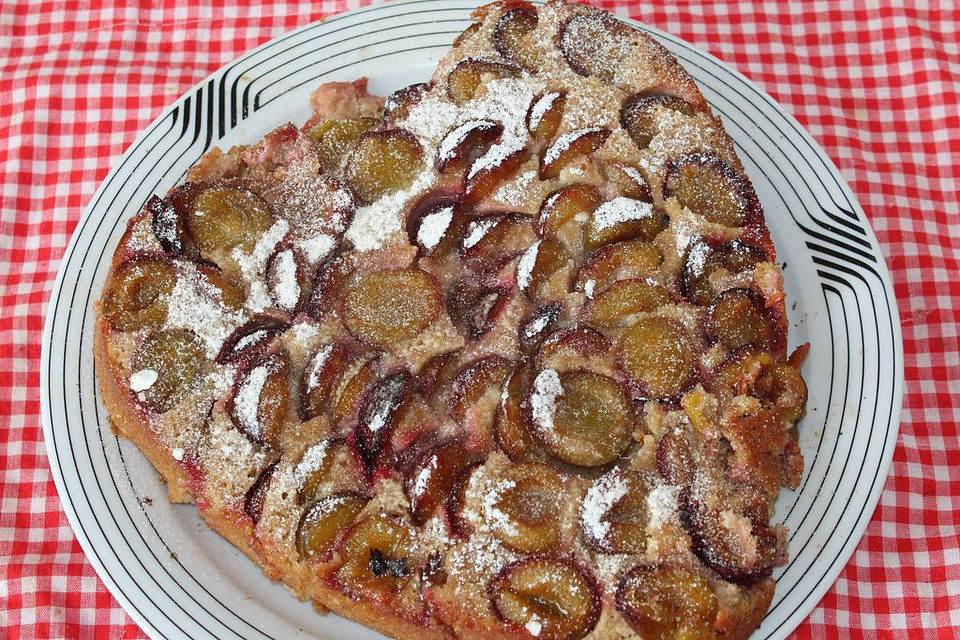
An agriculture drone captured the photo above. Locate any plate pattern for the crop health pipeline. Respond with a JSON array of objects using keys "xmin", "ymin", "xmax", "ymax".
[{"xmin": 41, "ymin": 2, "xmax": 903, "ymax": 638}]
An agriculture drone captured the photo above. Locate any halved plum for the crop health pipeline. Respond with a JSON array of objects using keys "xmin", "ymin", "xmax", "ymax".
[
  {"xmin": 620, "ymin": 91, "xmax": 697, "ymax": 150},
  {"xmin": 131, "ymin": 329, "xmax": 205, "ymax": 412},
  {"xmin": 103, "ymin": 258, "xmax": 176, "ymax": 331},
  {"xmin": 518, "ymin": 302, "xmax": 562, "ymax": 350},
  {"xmin": 436, "ymin": 119, "xmax": 503, "ymax": 174},
  {"xmin": 446, "ymin": 59, "xmax": 522, "ymax": 105},
  {"xmin": 404, "ymin": 440, "xmax": 477, "ymax": 526},
  {"xmin": 327, "ymin": 354, "xmax": 386, "ymax": 432},
  {"xmin": 583, "ymin": 279, "xmax": 672, "ymax": 328},
  {"xmin": 265, "ymin": 246, "xmax": 309, "ymax": 313},
  {"xmin": 335, "ymin": 514, "xmax": 415, "ymax": 599},
  {"xmin": 585, "ymin": 197, "xmax": 665, "ymax": 251},
  {"xmin": 461, "ymin": 214, "xmax": 536, "ymax": 268},
  {"xmin": 449, "ymin": 356, "xmax": 512, "ymax": 449},
  {"xmin": 600, "ymin": 162, "xmax": 652, "ymax": 202},
  {"xmin": 664, "ymin": 153, "xmax": 758, "ymax": 227},
  {"xmin": 344, "ymin": 129, "xmax": 425, "ymax": 204},
  {"xmin": 356, "ymin": 370, "xmax": 411, "ymax": 467},
  {"xmin": 307, "ymin": 117, "xmax": 379, "ymax": 174},
  {"xmin": 575, "ymin": 239, "xmax": 662, "ymax": 292},
  {"xmin": 295, "ymin": 438, "xmax": 355, "ymax": 505},
  {"xmin": 768, "ymin": 361, "xmax": 807, "ymax": 423},
  {"xmin": 494, "ymin": 362, "xmax": 540, "ymax": 463},
  {"xmin": 298, "ymin": 342, "xmax": 351, "ymax": 421},
  {"xmin": 655, "ymin": 430, "xmax": 694, "ymax": 487},
  {"xmin": 446, "ymin": 277, "xmax": 511, "ymax": 340},
  {"xmin": 527, "ymin": 369, "xmax": 632, "ymax": 467},
  {"xmin": 381, "ymin": 82, "xmax": 430, "ymax": 126},
  {"xmin": 535, "ymin": 326, "xmax": 612, "ymax": 373},
  {"xmin": 296, "ymin": 492, "xmax": 368, "ymax": 561},
  {"xmin": 388, "ymin": 393, "xmax": 443, "ymax": 471},
  {"xmin": 559, "ymin": 11, "xmax": 634, "ymax": 82},
  {"xmin": 406, "ymin": 191, "xmax": 466, "ymax": 259},
  {"xmin": 619, "ymin": 316, "xmax": 698, "ymax": 399},
  {"xmin": 706, "ymin": 347, "xmax": 806, "ymax": 422},
  {"xmin": 526, "ymin": 91, "xmax": 566, "ymax": 142},
  {"xmin": 195, "ymin": 263, "xmax": 245, "ymax": 311},
  {"xmin": 490, "ymin": 464, "xmax": 565, "ymax": 553},
  {"xmin": 615, "ymin": 564, "xmax": 718, "ymax": 639},
  {"xmin": 493, "ymin": 3, "xmax": 541, "ymax": 69},
  {"xmin": 416, "ymin": 350, "xmax": 462, "ymax": 407},
  {"xmin": 305, "ymin": 245, "xmax": 354, "ymax": 319},
  {"xmin": 216, "ymin": 315, "xmax": 290, "ymax": 365},
  {"xmin": 489, "ymin": 556, "xmax": 600, "ymax": 640},
  {"xmin": 539, "ymin": 128, "xmax": 611, "ymax": 180},
  {"xmin": 678, "ymin": 490, "xmax": 779, "ymax": 583},
  {"xmin": 536, "ymin": 183, "xmax": 601, "ymax": 241},
  {"xmin": 343, "ymin": 268, "xmax": 441, "ymax": 347},
  {"xmin": 464, "ymin": 143, "xmax": 530, "ymax": 205},
  {"xmin": 580, "ymin": 469, "xmax": 652, "ymax": 555},
  {"xmin": 683, "ymin": 240, "xmax": 766, "ymax": 306},
  {"xmin": 516, "ymin": 238, "xmax": 574, "ymax": 304},
  {"xmin": 227, "ymin": 351, "xmax": 290, "ymax": 448},
  {"xmin": 707, "ymin": 288, "xmax": 774, "ymax": 352},
  {"xmin": 244, "ymin": 461, "xmax": 277, "ymax": 525},
  {"xmin": 146, "ymin": 195, "xmax": 190, "ymax": 257},
  {"xmin": 184, "ymin": 185, "xmax": 274, "ymax": 255}
]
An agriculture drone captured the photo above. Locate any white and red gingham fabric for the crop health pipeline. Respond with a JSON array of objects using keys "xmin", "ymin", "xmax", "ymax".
[{"xmin": 1, "ymin": 0, "xmax": 958, "ymax": 637}]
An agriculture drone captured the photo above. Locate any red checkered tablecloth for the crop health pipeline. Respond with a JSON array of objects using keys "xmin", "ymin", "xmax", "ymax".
[{"xmin": 2, "ymin": 0, "xmax": 958, "ymax": 637}]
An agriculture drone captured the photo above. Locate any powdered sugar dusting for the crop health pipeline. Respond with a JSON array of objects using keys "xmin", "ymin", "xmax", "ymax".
[
  {"xmin": 346, "ymin": 169, "xmax": 436, "ymax": 252},
  {"xmin": 411, "ymin": 454, "xmax": 439, "ymax": 502},
  {"xmin": 592, "ymin": 197, "xmax": 653, "ymax": 231},
  {"xmin": 295, "ymin": 440, "xmax": 331, "ymax": 490},
  {"xmin": 525, "ymin": 616, "xmax": 543, "ymax": 637},
  {"xmin": 530, "ymin": 369, "xmax": 563, "ymax": 433},
  {"xmin": 295, "ymin": 233, "xmax": 335, "ymax": 265},
  {"xmin": 516, "ymin": 241, "xmax": 540, "ymax": 290},
  {"xmin": 646, "ymin": 484, "xmax": 680, "ymax": 526},
  {"xmin": 232, "ymin": 219, "xmax": 289, "ymax": 313},
  {"xmin": 305, "ymin": 344, "xmax": 334, "ymax": 392},
  {"xmin": 527, "ymin": 91, "xmax": 561, "ymax": 132},
  {"xmin": 584, "ymin": 279, "xmax": 596, "ymax": 299},
  {"xmin": 438, "ymin": 119, "xmax": 497, "ymax": 166},
  {"xmin": 129, "ymin": 369, "xmax": 157, "ymax": 392},
  {"xmin": 493, "ymin": 169, "xmax": 536, "ymax": 208},
  {"xmin": 581, "ymin": 469, "xmax": 629, "ymax": 542},
  {"xmin": 543, "ymin": 127, "xmax": 605, "ymax": 166},
  {"xmin": 686, "ymin": 240, "xmax": 711, "ymax": 277},
  {"xmin": 269, "ymin": 248, "xmax": 300, "ymax": 311},
  {"xmin": 483, "ymin": 479, "xmax": 519, "ymax": 537},
  {"xmin": 233, "ymin": 363, "xmax": 271, "ymax": 441},
  {"xmin": 468, "ymin": 138, "xmax": 525, "ymax": 181},
  {"xmin": 670, "ymin": 213, "xmax": 702, "ymax": 254},
  {"xmin": 522, "ymin": 312, "xmax": 551, "ymax": 341},
  {"xmin": 417, "ymin": 206, "xmax": 454, "ymax": 250},
  {"xmin": 463, "ymin": 217, "xmax": 498, "ymax": 250},
  {"xmin": 637, "ymin": 108, "xmax": 717, "ymax": 178},
  {"xmin": 164, "ymin": 273, "xmax": 245, "ymax": 357}
]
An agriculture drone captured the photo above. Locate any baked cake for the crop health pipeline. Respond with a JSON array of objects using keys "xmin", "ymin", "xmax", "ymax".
[{"xmin": 94, "ymin": 1, "xmax": 809, "ymax": 638}]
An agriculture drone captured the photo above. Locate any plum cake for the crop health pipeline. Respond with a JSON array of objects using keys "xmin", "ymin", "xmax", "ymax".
[{"xmin": 94, "ymin": 1, "xmax": 809, "ymax": 638}]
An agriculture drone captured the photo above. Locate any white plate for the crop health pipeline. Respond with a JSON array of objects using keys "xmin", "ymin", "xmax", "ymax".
[{"xmin": 41, "ymin": 2, "xmax": 904, "ymax": 638}]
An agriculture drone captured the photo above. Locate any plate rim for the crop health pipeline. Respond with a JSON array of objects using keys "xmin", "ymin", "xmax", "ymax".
[{"xmin": 40, "ymin": 2, "xmax": 904, "ymax": 638}]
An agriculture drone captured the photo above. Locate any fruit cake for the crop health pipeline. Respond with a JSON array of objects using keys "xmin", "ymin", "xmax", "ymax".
[{"xmin": 93, "ymin": 1, "xmax": 809, "ymax": 638}]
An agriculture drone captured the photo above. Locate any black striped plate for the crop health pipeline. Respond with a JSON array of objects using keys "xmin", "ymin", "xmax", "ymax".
[{"xmin": 41, "ymin": 2, "xmax": 903, "ymax": 638}]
